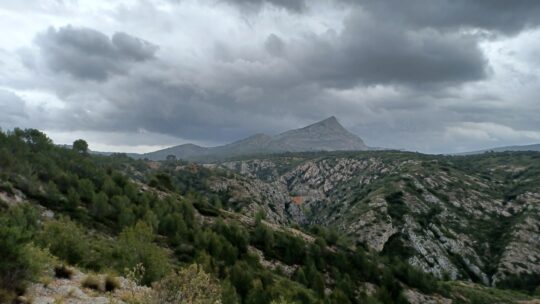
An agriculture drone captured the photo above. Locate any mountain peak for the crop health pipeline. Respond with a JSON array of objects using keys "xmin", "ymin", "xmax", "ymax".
[
  {"xmin": 296, "ymin": 116, "xmax": 348, "ymax": 134},
  {"xmin": 141, "ymin": 116, "xmax": 368, "ymax": 160},
  {"xmin": 307, "ymin": 116, "xmax": 339, "ymax": 127},
  {"xmin": 275, "ymin": 116, "xmax": 368, "ymax": 152},
  {"xmin": 319, "ymin": 115, "xmax": 338, "ymax": 124}
]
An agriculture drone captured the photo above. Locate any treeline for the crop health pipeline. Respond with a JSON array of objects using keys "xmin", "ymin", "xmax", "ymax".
[{"xmin": 0, "ymin": 128, "xmax": 439, "ymax": 303}]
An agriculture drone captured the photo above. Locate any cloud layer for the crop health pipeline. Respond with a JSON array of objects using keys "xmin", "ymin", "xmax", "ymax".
[
  {"xmin": 0, "ymin": 0, "xmax": 539, "ymax": 153},
  {"xmin": 35, "ymin": 26, "xmax": 158, "ymax": 81}
]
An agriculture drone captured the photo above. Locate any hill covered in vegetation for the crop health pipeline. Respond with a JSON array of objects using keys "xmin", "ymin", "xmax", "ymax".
[
  {"xmin": 0, "ymin": 128, "xmax": 539, "ymax": 303},
  {"xmin": 213, "ymin": 150, "xmax": 540, "ymax": 289}
]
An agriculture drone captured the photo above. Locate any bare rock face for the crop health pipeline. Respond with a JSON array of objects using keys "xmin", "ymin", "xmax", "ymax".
[
  {"xmin": 26, "ymin": 269, "xmax": 149, "ymax": 304},
  {"xmin": 271, "ymin": 116, "xmax": 368, "ymax": 152},
  {"xmin": 403, "ymin": 288, "xmax": 452, "ymax": 304},
  {"xmin": 249, "ymin": 246, "xmax": 298, "ymax": 278},
  {"xmin": 493, "ymin": 192, "xmax": 540, "ymax": 284},
  {"xmin": 344, "ymin": 196, "xmax": 397, "ymax": 252},
  {"xmin": 0, "ymin": 188, "xmax": 26, "ymax": 207},
  {"xmin": 211, "ymin": 153, "xmax": 540, "ymax": 286}
]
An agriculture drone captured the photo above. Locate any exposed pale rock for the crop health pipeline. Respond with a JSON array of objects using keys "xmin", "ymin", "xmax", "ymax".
[
  {"xmin": 213, "ymin": 154, "xmax": 540, "ymax": 285},
  {"xmin": 404, "ymin": 288, "xmax": 452, "ymax": 304},
  {"xmin": 26, "ymin": 269, "xmax": 149, "ymax": 304}
]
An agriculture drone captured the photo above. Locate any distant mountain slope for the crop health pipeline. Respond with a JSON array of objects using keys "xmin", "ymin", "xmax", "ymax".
[
  {"xmin": 271, "ymin": 116, "xmax": 367, "ymax": 152},
  {"xmin": 459, "ymin": 143, "xmax": 540, "ymax": 155},
  {"xmin": 213, "ymin": 150, "xmax": 540, "ymax": 286},
  {"xmin": 134, "ymin": 143, "xmax": 210, "ymax": 160},
  {"xmin": 137, "ymin": 116, "xmax": 369, "ymax": 161}
]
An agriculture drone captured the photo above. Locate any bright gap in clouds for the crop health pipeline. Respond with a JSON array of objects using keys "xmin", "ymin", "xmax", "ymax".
[{"xmin": 43, "ymin": 129, "xmax": 218, "ymax": 154}]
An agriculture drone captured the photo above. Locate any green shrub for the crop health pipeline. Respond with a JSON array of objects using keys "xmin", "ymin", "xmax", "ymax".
[
  {"xmin": 39, "ymin": 218, "xmax": 89, "ymax": 266},
  {"xmin": 115, "ymin": 221, "xmax": 171, "ymax": 285},
  {"xmin": 150, "ymin": 264, "xmax": 221, "ymax": 304},
  {"xmin": 54, "ymin": 265, "xmax": 74, "ymax": 279},
  {"xmin": 221, "ymin": 280, "xmax": 240, "ymax": 304},
  {"xmin": 0, "ymin": 288, "xmax": 16, "ymax": 303},
  {"xmin": 498, "ymin": 273, "xmax": 540, "ymax": 294},
  {"xmin": 0, "ymin": 207, "xmax": 44, "ymax": 296},
  {"xmin": 385, "ymin": 191, "xmax": 409, "ymax": 223},
  {"xmin": 82, "ymin": 275, "xmax": 101, "ymax": 290},
  {"xmin": 105, "ymin": 275, "xmax": 121, "ymax": 292}
]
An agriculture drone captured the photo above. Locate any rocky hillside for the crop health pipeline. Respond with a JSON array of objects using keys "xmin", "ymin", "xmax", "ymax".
[
  {"xmin": 136, "ymin": 116, "xmax": 368, "ymax": 161},
  {"xmin": 0, "ymin": 128, "xmax": 445, "ymax": 304},
  {"xmin": 210, "ymin": 151, "xmax": 540, "ymax": 288},
  {"xmin": 2, "ymin": 128, "xmax": 539, "ymax": 303}
]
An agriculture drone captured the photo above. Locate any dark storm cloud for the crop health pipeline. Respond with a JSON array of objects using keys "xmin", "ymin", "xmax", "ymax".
[
  {"xmin": 222, "ymin": 0, "xmax": 306, "ymax": 13},
  {"xmin": 292, "ymin": 12, "xmax": 488, "ymax": 87},
  {"xmin": 65, "ymin": 84, "xmax": 250, "ymax": 142},
  {"xmin": 355, "ymin": 0, "xmax": 540, "ymax": 35},
  {"xmin": 111, "ymin": 33, "xmax": 158, "ymax": 61},
  {"xmin": 22, "ymin": 12, "xmax": 494, "ymax": 144},
  {"xmin": 269, "ymin": 0, "xmax": 540, "ymax": 87},
  {"xmin": 34, "ymin": 26, "xmax": 158, "ymax": 81},
  {"xmin": 65, "ymin": 68, "xmax": 302, "ymax": 142},
  {"xmin": 265, "ymin": 34, "xmax": 285, "ymax": 57},
  {"xmin": 5, "ymin": 0, "xmax": 540, "ymax": 153},
  {"xmin": 224, "ymin": 0, "xmax": 540, "ymax": 33}
]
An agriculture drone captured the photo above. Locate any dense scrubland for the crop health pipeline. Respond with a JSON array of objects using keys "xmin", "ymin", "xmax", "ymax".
[{"xmin": 1, "ymin": 128, "xmax": 539, "ymax": 303}]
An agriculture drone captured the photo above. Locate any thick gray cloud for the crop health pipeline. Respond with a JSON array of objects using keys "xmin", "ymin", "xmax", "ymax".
[
  {"xmin": 222, "ymin": 0, "xmax": 306, "ymax": 13},
  {"xmin": 1, "ymin": 0, "xmax": 540, "ymax": 153},
  {"xmin": 34, "ymin": 26, "xmax": 158, "ymax": 81},
  {"xmin": 356, "ymin": 0, "xmax": 540, "ymax": 34},
  {"xmin": 289, "ymin": 11, "xmax": 488, "ymax": 87},
  {"xmin": 223, "ymin": 0, "xmax": 540, "ymax": 33},
  {"xmin": 264, "ymin": 34, "xmax": 285, "ymax": 57},
  {"xmin": 57, "ymin": 68, "xmax": 300, "ymax": 142}
]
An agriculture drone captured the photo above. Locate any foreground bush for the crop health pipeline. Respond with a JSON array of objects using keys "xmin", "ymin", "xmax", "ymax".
[
  {"xmin": 151, "ymin": 264, "xmax": 221, "ymax": 304},
  {"xmin": 105, "ymin": 275, "xmax": 121, "ymax": 292},
  {"xmin": 82, "ymin": 275, "xmax": 101, "ymax": 290},
  {"xmin": 54, "ymin": 265, "xmax": 75, "ymax": 279},
  {"xmin": 0, "ymin": 206, "xmax": 47, "ymax": 301},
  {"xmin": 38, "ymin": 217, "xmax": 89, "ymax": 266},
  {"xmin": 115, "ymin": 221, "xmax": 171, "ymax": 285}
]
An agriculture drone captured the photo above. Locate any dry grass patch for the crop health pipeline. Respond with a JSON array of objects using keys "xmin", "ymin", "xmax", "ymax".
[
  {"xmin": 54, "ymin": 265, "xmax": 74, "ymax": 279},
  {"xmin": 82, "ymin": 275, "xmax": 101, "ymax": 291},
  {"xmin": 105, "ymin": 275, "xmax": 121, "ymax": 292}
]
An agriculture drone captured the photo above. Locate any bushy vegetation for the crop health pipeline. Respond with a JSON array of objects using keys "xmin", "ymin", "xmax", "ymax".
[
  {"xmin": 82, "ymin": 275, "xmax": 101, "ymax": 290},
  {"xmin": 105, "ymin": 274, "xmax": 121, "ymax": 292},
  {"xmin": 150, "ymin": 264, "xmax": 222, "ymax": 304},
  {"xmin": 384, "ymin": 191, "xmax": 408, "ymax": 223},
  {"xmin": 498, "ymin": 273, "xmax": 540, "ymax": 295},
  {"xmin": 441, "ymin": 281, "xmax": 535, "ymax": 304},
  {"xmin": 54, "ymin": 265, "xmax": 74, "ymax": 279},
  {"xmin": 0, "ymin": 128, "xmax": 537, "ymax": 303},
  {"xmin": 0, "ymin": 205, "xmax": 50, "ymax": 301}
]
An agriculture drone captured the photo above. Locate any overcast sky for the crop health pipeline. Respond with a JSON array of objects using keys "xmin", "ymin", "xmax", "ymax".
[{"xmin": 1, "ymin": 0, "xmax": 540, "ymax": 153}]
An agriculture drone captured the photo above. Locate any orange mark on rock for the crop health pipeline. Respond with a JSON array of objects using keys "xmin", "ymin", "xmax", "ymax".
[
  {"xmin": 147, "ymin": 161, "xmax": 161, "ymax": 170},
  {"xmin": 187, "ymin": 164, "xmax": 198, "ymax": 173},
  {"xmin": 292, "ymin": 196, "xmax": 303, "ymax": 205}
]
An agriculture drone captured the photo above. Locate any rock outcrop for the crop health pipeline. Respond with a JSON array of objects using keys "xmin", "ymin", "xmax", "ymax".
[
  {"xmin": 210, "ymin": 152, "xmax": 540, "ymax": 286},
  {"xmin": 26, "ymin": 269, "xmax": 149, "ymax": 304}
]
